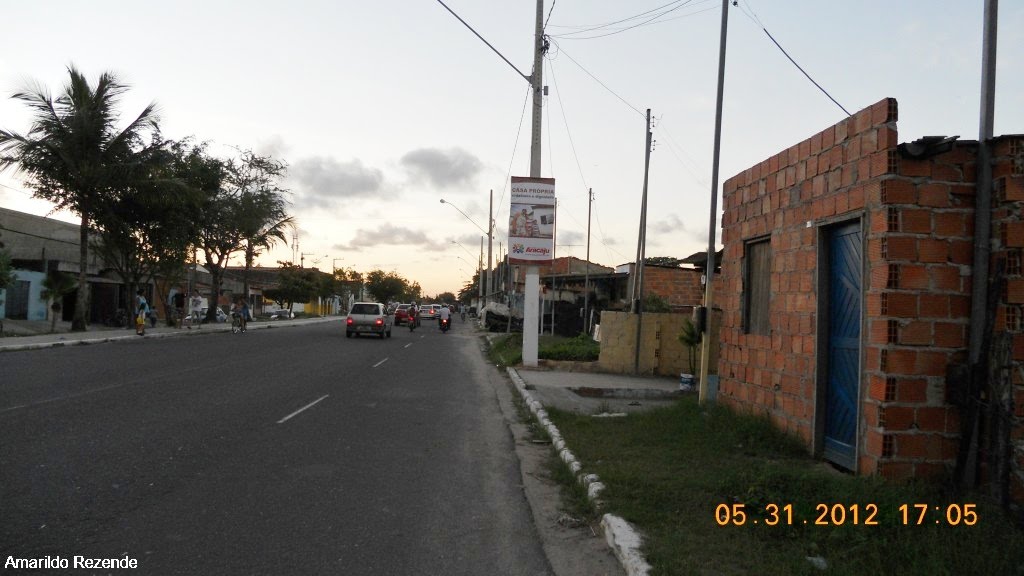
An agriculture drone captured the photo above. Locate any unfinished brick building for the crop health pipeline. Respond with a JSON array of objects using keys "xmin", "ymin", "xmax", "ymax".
[{"xmin": 717, "ymin": 97, "xmax": 1023, "ymax": 503}]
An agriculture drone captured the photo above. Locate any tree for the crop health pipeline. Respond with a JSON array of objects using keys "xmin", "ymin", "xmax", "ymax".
[
  {"xmin": 678, "ymin": 317, "xmax": 700, "ymax": 376},
  {"xmin": 166, "ymin": 142, "xmax": 241, "ymax": 323},
  {"xmin": 364, "ymin": 269, "xmax": 409, "ymax": 303},
  {"xmin": 643, "ymin": 256, "xmax": 683, "ymax": 267},
  {"xmin": 0, "ymin": 66, "xmax": 160, "ymax": 330},
  {"xmin": 40, "ymin": 269, "xmax": 76, "ymax": 333},
  {"xmin": 91, "ymin": 140, "xmax": 196, "ymax": 326},
  {"xmin": 276, "ymin": 263, "xmax": 319, "ymax": 311},
  {"xmin": 436, "ymin": 291, "xmax": 457, "ymax": 304},
  {"xmin": 0, "ymin": 230, "xmax": 15, "ymax": 292},
  {"xmin": 458, "ymin": 270, "xmax": 481, "ymax": 303},
  {"xmin": 228, "ymin": 150, "xmax": 293, "ymax": 303}
]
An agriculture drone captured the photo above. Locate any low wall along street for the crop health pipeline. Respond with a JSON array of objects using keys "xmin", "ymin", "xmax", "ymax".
[{"xmin": 598, "ymin": 311, "xmax": 720, "ymax": 378}]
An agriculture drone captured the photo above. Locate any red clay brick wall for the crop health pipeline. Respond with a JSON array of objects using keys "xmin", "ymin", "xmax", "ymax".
[
  {"xmin": 644, "ymin": 266, "xmax": 707, "ymax": 309},
  {"xmin": 991, "ymin": 136, "xmax": 1024, "ymax": 503},
  {"xmin": 719, "ymin": 98, "xmax": 984, "ymax": 480},
  {"xmin": 863, "ymin": 138, "xmax": 976, "ymax": 481},
  {"xmin": 719, "ymin": 98, "xmax": 901, "ymax": 455}
]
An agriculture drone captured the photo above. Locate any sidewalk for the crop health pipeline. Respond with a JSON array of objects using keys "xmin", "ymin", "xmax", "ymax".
[
  {"xmin": 0, "ymin": 316, "xmax": 338, "ymax": 353},
  {"xmin": 512, "ymin": 366, "xmax": 685, "ymax": 415}
]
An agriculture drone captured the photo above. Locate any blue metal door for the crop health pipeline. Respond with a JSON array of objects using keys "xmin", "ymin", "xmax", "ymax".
[{"xmin": 824, "ymin": 222, "xmax": 862, "ymax": 470}]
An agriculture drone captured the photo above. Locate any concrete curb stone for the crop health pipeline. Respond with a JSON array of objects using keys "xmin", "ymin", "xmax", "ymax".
[{"xmin": 507, "ymin": 367, "xmax": 652, "ymax": 576}]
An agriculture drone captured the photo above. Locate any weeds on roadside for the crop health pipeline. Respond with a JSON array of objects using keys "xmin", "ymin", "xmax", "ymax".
[{"xmin": 546, "ymin": 397, "xmax": 1024, "ymax": 576}]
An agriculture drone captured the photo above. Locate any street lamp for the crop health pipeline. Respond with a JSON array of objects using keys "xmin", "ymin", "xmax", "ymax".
[
  {"xmin": 451, "ymin": 240, "xmax": 476, "ymax": 260},
  {"xmin": 440, "ymin": 199, "xmax": 489, "ymax": 236},
  {"xmin": 440, "ymin": 195, "xmax": 494, "ymax": 306}
]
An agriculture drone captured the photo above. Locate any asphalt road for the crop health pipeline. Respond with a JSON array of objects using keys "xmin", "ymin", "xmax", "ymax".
[{"xmin": 0, "ymin": 320, "xmax": 553, "ymax": 575}]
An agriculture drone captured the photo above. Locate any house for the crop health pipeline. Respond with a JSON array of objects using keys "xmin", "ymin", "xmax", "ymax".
[
  {"xmin": 717, "ymin": 98, "xmax": 1023, "ymax": 504},
  {"xmin": 0, "ymin": 207, "xmax": 127, "ymax": 324}
]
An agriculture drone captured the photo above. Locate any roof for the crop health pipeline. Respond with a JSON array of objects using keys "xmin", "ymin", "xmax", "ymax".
[{"xmin": 681, "ymin": 249, "xmax": 724, "ymax": 270}]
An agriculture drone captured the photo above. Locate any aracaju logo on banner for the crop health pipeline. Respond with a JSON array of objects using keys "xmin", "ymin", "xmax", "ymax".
[{"xmin": 509, "ymin": 176, "xmax": 555, "ymax": 264}]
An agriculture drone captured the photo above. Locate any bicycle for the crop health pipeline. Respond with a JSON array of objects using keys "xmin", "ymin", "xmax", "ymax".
[{"xmin": 231, "ymin": 312, "xmax": 243, "ymax": 334}]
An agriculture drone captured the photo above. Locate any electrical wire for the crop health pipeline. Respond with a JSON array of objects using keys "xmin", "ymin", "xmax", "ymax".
[
  {"xmin": 734, "ymin": 0, "xmax": 851, "ymax": 117},
  {"xmin": 549, "ymin": 39, "xmax": 645, "ymax": 119},
  {"xmin": 549, "ymin": 0, "xmax": 719, "ymax": 40},
  {"xmin": 652, "ymin": 118, "xmax": 710, "ymax": 189},
  {"xmin": 543, "ymin": 0, "xmax": 557, "ymax": 31},
  {"xmin": 496, "ymin": 85, "xmax": 532, "ymax": 212},
  {"xmin": 548, "ymin": 0, "xmax": 691, "ymax": 36}
]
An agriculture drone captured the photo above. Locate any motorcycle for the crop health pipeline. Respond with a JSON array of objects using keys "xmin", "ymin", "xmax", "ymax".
[
  {"xmin": 440, "ymin": 317, "xmax": 450, "ymax": 333},
  {"xmin": 409, "ymin": 314, "xmax": 417, "ymax": 332}
]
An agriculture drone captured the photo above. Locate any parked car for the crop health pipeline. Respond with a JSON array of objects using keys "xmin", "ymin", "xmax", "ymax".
[
  {"xmin": 270, "ymin": 309, "xmax": 293, "ymax": 320},
  {"xmin": 201, "ymin": 307, "xmax": 228, "ymax": 323},
  {"xmin": 346, "ymin": 302, "xmax": 393, "ymax": 338},
  {"xmin": 393, "ymin": 303, "xmax": 412, "ymax": 325}
]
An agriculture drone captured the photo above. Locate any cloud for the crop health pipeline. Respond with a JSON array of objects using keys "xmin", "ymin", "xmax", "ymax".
[
  {"xmin": 333, "ymin": 223, "xmax": 448, "ymax": 253},
  {"xmin": 651, "ymin": 214, "xmax": 685, "ymax": 235},
  {"xmin": 289, "ymin": 156, "xmax": 385, "ymax": 210},
  {"xmin": 557, "ymin": 230, "xmax": 584, "ymax": 247},
  {"xmin": 400, "ymin": 147, "xmax": 482, "ymax": 189}
]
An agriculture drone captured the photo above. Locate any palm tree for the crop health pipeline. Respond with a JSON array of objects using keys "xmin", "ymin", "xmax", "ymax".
[
  {"xmin": 0, "ymin": 66, "xmax": 160, "ymax": 331},
  {"xmin": 227, "ymin": 150, "xmax": 293, "ymax": 306},
  {"xmin": 40, "ymin": 269, "xmax": 77, "ymax": 333}
]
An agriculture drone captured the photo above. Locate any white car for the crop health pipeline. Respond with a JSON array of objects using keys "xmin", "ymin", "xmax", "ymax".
[
  {"xmin": 346, "ymin": 302, "xmax": 393, "ymax": 338},
  {"xmin": 201, "ymin": 307, "xmax": 228, "ymax": 323},
  {"xmin": 270, "ymin": 309, "xmax": 293, "ymax": 320}
]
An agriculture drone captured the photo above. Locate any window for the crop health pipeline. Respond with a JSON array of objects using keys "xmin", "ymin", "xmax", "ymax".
[{"xmin": 744, "ymin": 237, "xmax": 771, "ymax": 335}]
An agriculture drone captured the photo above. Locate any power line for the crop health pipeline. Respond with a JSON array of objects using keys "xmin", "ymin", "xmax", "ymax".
[
  {"xmin": 548, "ymin": 0, "xmax": 691, "ymax": 36},
  {"xmin": 549, "ymin": 0, "xmax": 719, "ymax": 40},
  {"xmin": 496, "ymin": 85, "xmax": 532, "ymax": 211},
  {"xmin": 734, "ymin": 0, "xmax": 851, "ymax": 116},
  {"xmin": 549, "ymin": 40, "xmax": 645, "ymax": 118},
  {"xmin": 543, "ymin": 0, "xmax": 557, "ymax": 30},
  {"xmin": 547, "ymin": 58, "xmax": 588, "ymax": 193},
  {"xmin": 434, "ymin": 0, "xmax": 530, "ymax": 82}
]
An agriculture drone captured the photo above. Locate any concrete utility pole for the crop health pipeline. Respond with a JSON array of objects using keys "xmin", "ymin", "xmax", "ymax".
[
  {"xmin": 584, "ymin": 188, "xmax": 593, "ymax": 334},
  {"xmin": 523, "ymin": 0, "xmax": 545, "ymax": 367},
  {"xmin": 698, "ymin": 0, "xmax": 730, "ymax": 404},
  {"xmin": 487, "ymin": 189, "xmax": 494, "ymax": 305},
  {"xmin": 633, "ymin": 109, "xmax": 653, "ymax": 375},
  {"xmin": 958, "ymin": 0, "xmax": 999, "ymax": 490}
]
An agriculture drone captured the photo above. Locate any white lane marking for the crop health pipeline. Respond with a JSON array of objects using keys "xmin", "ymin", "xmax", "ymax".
[
  {"xmin": 277, "ymin": 395, "xmax": 329, "ymax": 424},
  {"xmin": 372, "ymin": 358, "xmax": 389, "ymax": 368},
  {"xmin": 0, "ymin": 383, "xmax": 126, "ymax": 414},
  {"xmin": 404, "ymin": 343, "xmax": 412, "ymax": 349}
]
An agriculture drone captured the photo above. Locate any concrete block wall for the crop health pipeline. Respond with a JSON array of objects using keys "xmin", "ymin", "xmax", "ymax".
[{"xmin": 597, "ymin": 311, "xmax": 719, "ymax": 377}]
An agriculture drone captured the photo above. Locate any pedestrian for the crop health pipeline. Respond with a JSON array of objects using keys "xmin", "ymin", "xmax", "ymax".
[
  {"xmin": 173, "ymin": 291, "xmax": 186, "ymax": 328},
  {"xmin": 189, "ymin": 292, "xmax": 203, "ymax": 329},
  {"xmin": 135, "ymin": 289, "xmax": 148, "ymax": 336}
]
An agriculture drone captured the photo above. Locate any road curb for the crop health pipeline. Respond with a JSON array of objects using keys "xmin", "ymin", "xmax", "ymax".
[
  {"xmin": 507, "ymin": 367, "xmax": 651, "ymax": 576},
  {"xmin": 0, "ymin": 317, "xmax": 338, "ymax": 353}
]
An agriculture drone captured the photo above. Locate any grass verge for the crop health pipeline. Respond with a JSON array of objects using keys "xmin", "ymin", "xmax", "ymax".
[
  {"xmin": 545, "ymin": 397, "xmax": 1024, "ymax": 576},
  {"xmin": 487, "ymin": 333, "xmax": 600, "ymax": 367}
]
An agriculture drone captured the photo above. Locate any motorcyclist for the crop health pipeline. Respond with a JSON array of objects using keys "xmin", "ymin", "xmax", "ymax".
[
  {"xmin": 408, "ymin": 302, "xmax": 418, "ymax": 331},
  {"xmin": 438, "ymin": 303, "xmax": 451, "ymax": 330}
]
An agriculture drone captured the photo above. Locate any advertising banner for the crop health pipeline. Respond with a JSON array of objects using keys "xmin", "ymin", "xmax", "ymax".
[{"xmin": 508, "ymin": 176, "xmax": 555, "ymax": 264}]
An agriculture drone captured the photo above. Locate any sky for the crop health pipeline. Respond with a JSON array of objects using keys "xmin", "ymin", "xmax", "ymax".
[{"xmin": 1, "ymin": 1, "xmax": 1022, "ymax": 296}]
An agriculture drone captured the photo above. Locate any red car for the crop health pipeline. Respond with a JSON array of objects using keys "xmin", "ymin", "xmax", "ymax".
[{"xmin": 393, "ymin": 303, "xmax": 412, "ymax": 325}]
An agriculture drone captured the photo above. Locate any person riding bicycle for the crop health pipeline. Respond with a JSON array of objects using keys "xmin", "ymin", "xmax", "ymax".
[{"xmin": 230, "ymin": 298, "xmax": 248, "ymax": 332}]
